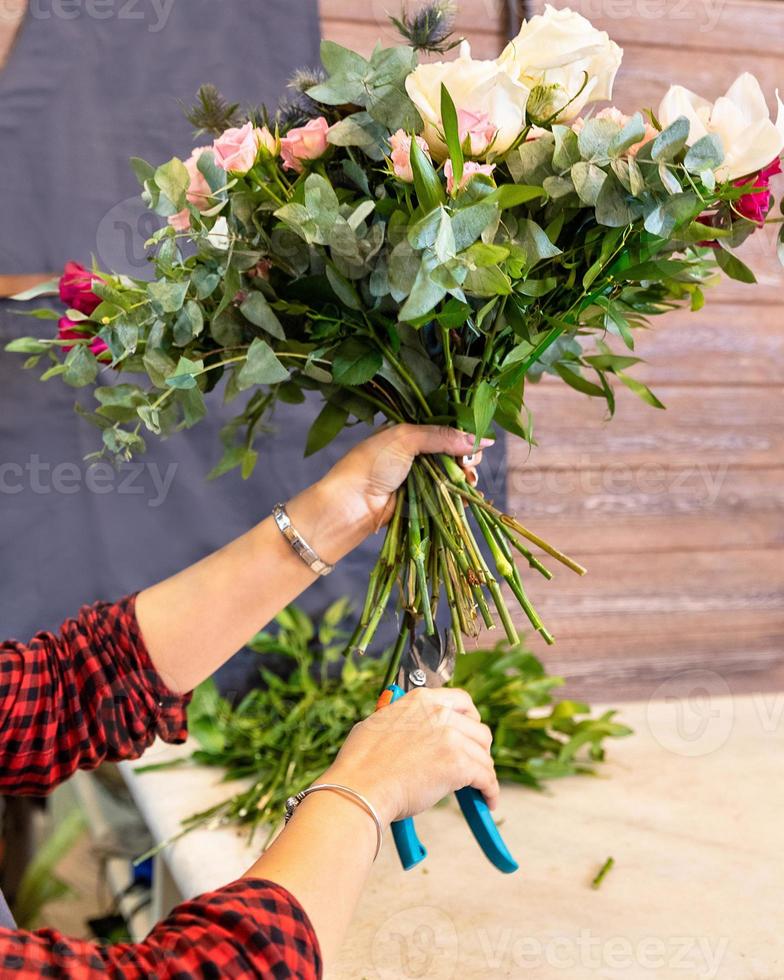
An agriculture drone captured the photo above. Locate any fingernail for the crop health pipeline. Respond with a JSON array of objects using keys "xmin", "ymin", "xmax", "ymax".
[{"xmin": 479, "ymin": 438, "xmax": 495, "ymax": 447}]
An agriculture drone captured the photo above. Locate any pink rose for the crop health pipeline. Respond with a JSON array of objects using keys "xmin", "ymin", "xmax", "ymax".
[
  {"xmin": 444, "ymin": 159, "xmax": 495, "ymax": 195},
  {"xmin": 389, "ymin": 129, "xmax": 431, "ymax": 182},
  {"xmin": 57, "ymin": 316, "xmax": 109, "ymax": 357},
  {"xmin": 58, "ymin": 261, "xmax": 103, "ymax": 315},
  {"xmin": 525, "ymin": 126, "xmax": 551, "ymax": 141},
  {"xmin": 457, "ymin": 108, "xmax": 497, "ymax": 157},
  {"xmin": 280, "ymin": 117, "xmax": 330, "ymax": 173},
  {"xmin": 167, "ymin": 146, "xmax": 213, "ymax": 232},
  {"xmin": 734, "ymin": 157, "xmax": 781, "ymax": 225},
  {"xmin": 213, "ymin": 122, "xmax": 262, "ymax": 174}
]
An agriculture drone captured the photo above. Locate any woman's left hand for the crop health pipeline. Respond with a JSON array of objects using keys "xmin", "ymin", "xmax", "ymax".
[{"xmin": 318, "ymin": 423, "xmax": 493, "ymax": 532}]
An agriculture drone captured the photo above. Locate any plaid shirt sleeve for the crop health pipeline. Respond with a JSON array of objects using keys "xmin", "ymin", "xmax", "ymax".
[
  {"xmin": 0, "ymin": 596, "xmax": 323, "ymax": 978},
  {"xmin": 0, "ymin": 879, "xmax": 322, "ymax": 978},
  {"xmin": 0, "ymin": 594, "xmax": 188, "ymax": 795}
]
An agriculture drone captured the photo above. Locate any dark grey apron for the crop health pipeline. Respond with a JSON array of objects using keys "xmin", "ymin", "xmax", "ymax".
[{"xmin": 0, "ymin": 0, "xmax": 507, "ymax": 927}]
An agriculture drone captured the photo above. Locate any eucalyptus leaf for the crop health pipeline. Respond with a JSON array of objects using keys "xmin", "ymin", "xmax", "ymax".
[{"xmin": 236, "ymin": 339, "xmax": 289, "ymax": 390}]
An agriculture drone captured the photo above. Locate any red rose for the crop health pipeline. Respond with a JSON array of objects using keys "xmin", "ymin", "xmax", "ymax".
[
  {"xmin": 57, "ymin": 316, "xmax": 109, "ymax": 358},
  {"xmin": 734, "ymin": 157, "xmax": 782, "ymax": 226},
  {"xmin": 58, "ymin": 261, "xmax": 103, "ymax": 316}
]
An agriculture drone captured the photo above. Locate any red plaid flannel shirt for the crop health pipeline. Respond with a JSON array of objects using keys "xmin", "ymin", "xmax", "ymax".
[{"xmin": 0, "ymin": 595, "xmax": 322, "ymax": 978}]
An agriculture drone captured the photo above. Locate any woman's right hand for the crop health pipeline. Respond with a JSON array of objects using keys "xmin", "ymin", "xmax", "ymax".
[{"xmin": 322, "ymin": 687, "xmax": 499, "ymax": 827}]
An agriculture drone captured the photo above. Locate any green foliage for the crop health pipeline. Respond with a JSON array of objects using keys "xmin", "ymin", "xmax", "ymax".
[
  {"xmin": 12, "ymin": 806, "xmax": 87, "ymax": 929},
  {"xmin": 138, "ymin": 600, "xmax": 631, "ymax": 849}
]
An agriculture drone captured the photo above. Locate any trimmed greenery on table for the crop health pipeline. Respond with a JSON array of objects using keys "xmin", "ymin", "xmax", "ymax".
[{"xmin": 136, "ymin": 600, "xmax": 631, "ymax": 852}]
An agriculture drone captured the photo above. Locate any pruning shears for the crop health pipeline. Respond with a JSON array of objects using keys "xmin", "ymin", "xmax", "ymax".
[{"xmin": 375, "ymin": 633, "xmax": 519, "ymax": 874}]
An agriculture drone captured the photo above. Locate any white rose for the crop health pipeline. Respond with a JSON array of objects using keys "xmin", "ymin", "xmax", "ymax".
[
  {"xmin": 658, "ymin": 72, "xmax": 784, "ymax": 181},
  {"xmin": 405, "ymin": 40, "xmax": 530, "ymax": 161},
  {"xmin": 497, "ymin": 4, "xmax": 622, "ymax": 123}
]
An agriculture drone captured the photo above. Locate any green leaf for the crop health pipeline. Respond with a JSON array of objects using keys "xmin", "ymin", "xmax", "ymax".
[
  {"xmin": 483, "ymin": 185, "xmax": 544, "ymax": 209},
  {"xmin": 715, "ymin": 247, "xmax": 757, "ymax": 283},
  {"xmin": 608, "ymin": 113, "xmax": 646, "ymax": 157},
  {"xmin": 326, "ymin": 262, "xmax": 362, "ymax": 310},
  {"xmin": 129, "ymin": 156, "xmax": 156, "ymax": 187},
  {"xmin": 684, "ymin": 133, "xmax": 723, "ymax": 173},
  {"xmin": 618, "ymin": 371, "xmax": 665, "ymax": 409},
  {"xmin": 364, "ymin": 46, "xmax": 422, "ymax": 132},
  {"xmin": 576, "ymin": 117, "xmax": 619, "ymax": 161},
  {"xmin": 305, "ymin": 401, "xmax": 349, "ymax": 456},
  {"xmin": 463, "ymin": 264, "xmax": 511, "ymax": 297},
  {"xmin": 410, "ymin": 136, "xmax": 446, "ymax": 212},
  {"xmin": 173, "ymin": 301, "xmax": 204, "ymax": 346},
  {"xmin": 327, "ymin": 113, "xmax": 386, "ymax": 154},
  {"xmin": 240, "ymin": 291, "xmax": 286, "ymax": 339},
  {"xmin": 149, "ymin": 280, "xmax": 188, "ymax": 314},
  {"xmin": 650, "ymin": 116, "xmax": 690, "ymax": 162},
  {"xmin": 555, "ymin": 363, "xmax": 605, "ymax": 397},
  {"xmin": 516, "ymin": 219, "xmax": 562, "ymax": 267},
  {"xmin": 471, "ymin": 380, "xmax": 498, "ymax": 441},
  {"xmin": 304, "ymin": 171, "xmax": 339, "ymax": 214},
  {"xmin": 332, "ymin": 338, "xmax": 382, "ymax": 385},
  {"xmin": 63, "ymin": 345, "xmax": 98, "ymax": 388},
  {"xmin": 644, "ymin": 191, "xmax": 698, "ymax": 237},
  {"xmin": 307, "ymin": 40, "xmax": 369, "ymax": 105},
  {"xmin": 155, "ymin": 157, "xmax": 190, "ymax": 210},
  {"xmin": 165, "ymin": 355, "xmax": 204, "ymax": 390},
  {"xmin": 552, "ymin": 125, "xmax": 581, "ymax": 170},
  {"xmin": 5, "ymin": 337, "xmax": 48, "ymax": 354},
  {"xmin": 236, "ymin": 338, "xmax": 290, "ymax": 390},
  {"xmin": 9, "ymin": 277, "xmax": 59, "ymax": 301},
  {"xmin": 399, "ymin": 260, "xmax": 447, "ymax": 320},
  {"xmin": 571, "ymin": 162, "xmax": 606, "ymax": 206},
  {"xmin": 450, "ymin": 201, "xmax": 498, "ymax": 252},
  {"xmin": 440, "ymin": 83, "xmax": 464, "ymax": 187}
]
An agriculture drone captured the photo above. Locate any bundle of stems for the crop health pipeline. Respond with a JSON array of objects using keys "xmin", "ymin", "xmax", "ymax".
[{"xmin": 348, "ymin": 450, "xmax": 586, "ymax": 674}]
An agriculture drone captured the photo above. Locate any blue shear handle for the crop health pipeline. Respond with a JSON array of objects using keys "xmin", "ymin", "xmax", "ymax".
[
  {"xmin": 455, "ymin": 787, "xmax": 519, "ymax": 874},
  {"xmin": 385, "ymin": 684, "xmax": 429, "ymax": 871},
  {"xmin": 390, "ymin": 818, "xmax": 427, "ymax": 870}
]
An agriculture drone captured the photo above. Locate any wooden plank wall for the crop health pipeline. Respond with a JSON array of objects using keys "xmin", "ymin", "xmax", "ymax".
[
  {"xmin": 3, "ymin": 2, "xmax": 782, "ymax": 698},
  {"xmin": 514, "ymin": 0, "xmax": 784, "ymax": 697}
]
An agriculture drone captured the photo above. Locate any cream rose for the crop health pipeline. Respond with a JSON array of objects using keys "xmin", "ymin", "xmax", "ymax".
[
  {"xmin": 497, "ymin": 4, "xmax": 622, "ymax": 123},
  {"xmin": 404, "ymin": 40, "xmax": 529, "ymax": 161},
  {"xmin": 658, "ymin": 72, "xmax": 784, "ymax": 181}
]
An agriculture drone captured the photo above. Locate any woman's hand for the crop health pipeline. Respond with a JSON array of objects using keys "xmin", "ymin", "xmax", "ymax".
[
  {"xmin": 316, "ymin": 423, "xmax": 494, "ymax": 533},
  {"xmin": 322, "ymin": 687, "xmax": 499, "ymax": 827}
]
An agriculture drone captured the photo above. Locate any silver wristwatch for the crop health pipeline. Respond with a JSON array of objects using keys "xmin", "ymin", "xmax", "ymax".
[{"xmin": 272, "ymin": 503, "xmax": 334, "ymax": 577}]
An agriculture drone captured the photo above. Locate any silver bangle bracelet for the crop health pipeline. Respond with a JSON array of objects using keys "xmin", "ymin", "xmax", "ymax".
[
  {"xmin": 272, "ymin": 502, "xmax": 334, "ymax": 577},
  {"xmin": 284, "ymin": 783, "xmax": 383, "ymax": 861}
]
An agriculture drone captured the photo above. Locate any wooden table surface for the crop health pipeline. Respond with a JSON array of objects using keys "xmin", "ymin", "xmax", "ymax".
[{"xmin": 121, "ymin": 692, "xmax": 783, "ymax": 979}]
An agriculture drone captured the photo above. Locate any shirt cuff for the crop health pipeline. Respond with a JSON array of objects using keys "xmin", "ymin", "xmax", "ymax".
[{"xmin": 123, "ymin": 592, "xmax": 191, "ymax": 743}]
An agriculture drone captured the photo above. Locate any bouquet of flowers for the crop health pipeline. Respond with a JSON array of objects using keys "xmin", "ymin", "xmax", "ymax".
[{"xmin": 11, "ymin": 2, "xmax": 784, "ymax": 666}]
